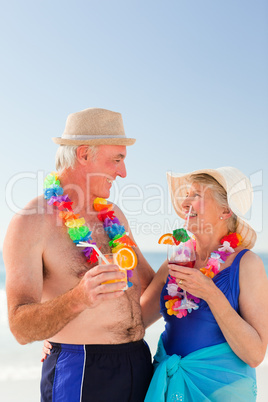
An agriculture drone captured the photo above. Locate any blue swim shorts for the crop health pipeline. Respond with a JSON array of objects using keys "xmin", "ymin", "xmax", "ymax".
[{"xmin": 41, "ymin": 339, "xmax": 153, "ymax": 402}]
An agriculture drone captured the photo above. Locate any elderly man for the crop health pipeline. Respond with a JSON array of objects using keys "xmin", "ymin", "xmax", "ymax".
[{"xmin": 4, "ymin": 108, "xmax": 155, "ymax": 401}]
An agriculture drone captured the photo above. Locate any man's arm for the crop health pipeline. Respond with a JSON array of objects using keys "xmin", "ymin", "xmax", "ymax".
[{"xmin": 4, "ymin": 210, "xmax": 126, "ymax": 345}]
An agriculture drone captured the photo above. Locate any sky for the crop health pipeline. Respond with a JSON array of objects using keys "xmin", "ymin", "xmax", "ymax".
[{"xmin": 0, "ymin": 0, "xmax": 267, "ymax": 254}]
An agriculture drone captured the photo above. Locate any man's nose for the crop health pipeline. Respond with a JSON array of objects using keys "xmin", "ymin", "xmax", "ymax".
[{"xmin": 117, "ymin": 162, "xmax": 127, "ymax": 178}]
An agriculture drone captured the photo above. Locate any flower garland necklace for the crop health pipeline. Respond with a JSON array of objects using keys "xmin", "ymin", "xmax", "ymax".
[
  {"xmin": 163, "ymin": 230, "xmax": 242, "ymax": 319},
  {"xmin": 43, "ymin": 172, "xmax": 137, "ymax": 287}
]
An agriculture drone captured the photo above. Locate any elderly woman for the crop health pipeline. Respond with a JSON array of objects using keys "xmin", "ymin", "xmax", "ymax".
[{"xmin": 142, "ymin": 167, "xmax": 268, "ymax": 401}]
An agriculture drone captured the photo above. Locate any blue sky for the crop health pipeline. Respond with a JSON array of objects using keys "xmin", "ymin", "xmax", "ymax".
[{"xmin": 1, "ymin": 0, "xmax": 267, "ymax": 253}]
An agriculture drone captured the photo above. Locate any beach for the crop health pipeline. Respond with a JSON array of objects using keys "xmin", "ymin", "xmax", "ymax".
[{"xmin": 1, "ymin": 251, "xmax": 268, "ymax": 401}]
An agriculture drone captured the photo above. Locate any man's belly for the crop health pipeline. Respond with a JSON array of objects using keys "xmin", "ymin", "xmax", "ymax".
[{"xmin": 49, "ymin": 293, "xmax": 145, "ymax": 345}]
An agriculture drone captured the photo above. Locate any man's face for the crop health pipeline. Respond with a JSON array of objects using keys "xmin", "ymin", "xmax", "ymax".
[{"xmin": 86, "ymin": 145, "xmax": 127, "ymax": 199}]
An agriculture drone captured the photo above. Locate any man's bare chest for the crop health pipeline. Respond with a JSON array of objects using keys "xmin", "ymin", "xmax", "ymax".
[{"xmin": 43, "ymin": 216, "xmax": 114, "ymax": 281}]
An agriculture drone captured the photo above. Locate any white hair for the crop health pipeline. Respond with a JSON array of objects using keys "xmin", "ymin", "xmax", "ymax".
[{"xmin": 55, "ymin": 145, "xmax": 97, "ymax": 171}]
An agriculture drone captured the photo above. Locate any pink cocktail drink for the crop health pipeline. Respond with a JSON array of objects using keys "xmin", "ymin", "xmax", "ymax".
[
  {"xmin": 171, "ymin": 260, "xmax": 195, "ymax": 268},
  {"xmin": 168, "ymin": 241, "xmax": 198, "ymax": 310}
]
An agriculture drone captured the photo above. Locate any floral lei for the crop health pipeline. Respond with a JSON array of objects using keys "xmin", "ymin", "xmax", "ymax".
[
  {"xmin": 165, "ymin": 230, "xmax": 242, "ymax": 319},
  {"xmin": 43, "ymin": 172, "xmax": 137, "ymax": 287}
]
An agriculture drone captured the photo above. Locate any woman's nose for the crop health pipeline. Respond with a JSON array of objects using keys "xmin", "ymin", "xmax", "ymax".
[{"xmin": 181, "ymin": 197, "xmax": 192, "ymax": 208}]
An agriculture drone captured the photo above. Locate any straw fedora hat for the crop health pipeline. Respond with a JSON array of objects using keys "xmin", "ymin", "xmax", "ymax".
[
  {"xmin": 52, "ymin": 108, "xmax": 136, "ymax": 146},
  {"xmin": 167, "ymin": 167, "xmax": 257, "ymax": 249}
]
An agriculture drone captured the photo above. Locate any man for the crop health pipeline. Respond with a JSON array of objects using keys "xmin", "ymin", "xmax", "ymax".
[{"xmin": 4, "ymin": 108, "xmax": 155, "ymax": 401}]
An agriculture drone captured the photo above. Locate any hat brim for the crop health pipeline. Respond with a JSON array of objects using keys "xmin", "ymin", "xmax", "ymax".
[
  {"xmin": 52, "ymin": 137, "xmax": 136, "ymax": 146},
  {"xmin": 167, "ymin": 168, "xmax": 257, "ymax": 249},
  {"xmin": 167, "ymin": 169, "xmax": 226, "ymax": 220},
  {"xmin": 236, "ymin": 217, "xmax": 257, "ymax": 250}
]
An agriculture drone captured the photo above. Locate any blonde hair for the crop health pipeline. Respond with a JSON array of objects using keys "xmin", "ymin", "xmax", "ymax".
[
  {"xmin": 188, "ymin": 173, "xmax": 237, "ymax": 232},
  {"xmin": 55, "ymin": 145, "xmax": 97, "ymax": 171}
]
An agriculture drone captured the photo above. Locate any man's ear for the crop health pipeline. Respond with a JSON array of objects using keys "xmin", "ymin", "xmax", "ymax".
[{"xmin": 76, "ymin": 146, "xmax": 89, "ymax": 165}]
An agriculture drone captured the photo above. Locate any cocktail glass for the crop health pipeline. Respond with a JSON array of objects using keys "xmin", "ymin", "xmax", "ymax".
[
  {"xmin": 167, "ymin": 237, "xmax": 198, "ymax": 310},
  {"xmin": 98, "ymin": 253, "xmax": 128, "ymax": 291}
]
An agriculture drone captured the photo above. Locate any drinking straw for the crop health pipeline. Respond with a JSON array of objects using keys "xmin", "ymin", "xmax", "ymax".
[
  {"xmin": 184, "ymin": 205, "xmax": 192, "ymax": 230},
  {"xmin": 77, "ymin": 242, "xmax": 110, "ymax": 264}
]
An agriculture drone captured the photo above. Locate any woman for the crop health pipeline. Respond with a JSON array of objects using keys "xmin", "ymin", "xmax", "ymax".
[
  {"xmin": 42, "ymin": 166, "xmax": 268, "ymax": 400},
  {"xmin": 141, "ymin": 166, "xmax": 268, "ymax": 401}
]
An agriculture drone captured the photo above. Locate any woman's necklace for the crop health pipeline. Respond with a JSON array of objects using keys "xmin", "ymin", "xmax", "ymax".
[
  {"xmin": 163, "ymin": 230, "xmax": 242, "ymax": 319},
  {"xmin": 43, "ymin": 172, "xmax": 137, "ymax": 287}
]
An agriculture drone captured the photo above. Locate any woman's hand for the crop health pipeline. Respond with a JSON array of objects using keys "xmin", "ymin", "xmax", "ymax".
[
  {"xmin": 168, "ymin": 263, "xmax": 217, "ymax": 302},
  {"xmin": 41, "ymin": 340, "xmax": 53, "ymax": 362}
]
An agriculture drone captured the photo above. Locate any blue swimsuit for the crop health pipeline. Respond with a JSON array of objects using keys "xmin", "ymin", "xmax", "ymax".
[
  {"xmin": 144, "ymin": 249, "xmax": 257, "ymax": 401},
  {"xmin": 160, "ymin": 249, "xmax": 248, "ymax": 357}
]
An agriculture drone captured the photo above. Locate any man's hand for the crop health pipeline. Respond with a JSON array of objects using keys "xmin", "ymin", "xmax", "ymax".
[{"xmin": 74, "ymin": 263, "xmax": 126, "ymax": 310}]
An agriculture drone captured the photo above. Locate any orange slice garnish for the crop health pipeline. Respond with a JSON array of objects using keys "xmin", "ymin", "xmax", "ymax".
[
  {"xmin": 158, "ymin": 233, "xmax": 175, "ymax": 245},
  {"xmin": 114, "ymin": 246, "xmax": 137, "ymax": 270}
]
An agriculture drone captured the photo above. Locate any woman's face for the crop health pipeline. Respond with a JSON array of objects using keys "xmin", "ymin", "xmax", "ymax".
[{"xmin": 181, "ymin": 182, "xmax": 224, "ymax": 235}]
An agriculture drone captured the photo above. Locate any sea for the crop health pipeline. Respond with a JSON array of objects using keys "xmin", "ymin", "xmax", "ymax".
[{"xmin": 1, "ymin": 251, "xmax": 268, "ymax": 401}]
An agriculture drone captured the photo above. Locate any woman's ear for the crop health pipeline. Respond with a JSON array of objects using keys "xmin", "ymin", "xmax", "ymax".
[
  {"xmin": 221, "ymin": 208, "xmax": 233, "ymax": 220},
  {"xmin": 76, "ymin": 146, "xmax": 89, "ymax": 165}
]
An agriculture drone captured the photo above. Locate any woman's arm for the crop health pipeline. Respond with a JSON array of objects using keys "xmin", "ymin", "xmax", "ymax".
[
  {"xmin": 140, "ymin": 260, "xmax": 168, "ymax": 328},
  {"xmin": 169, "ymin": 251, "xmax": 268, "ymax": 367},
  {"xmin": 209, "ymin": 251, "xmax": 268, "ymax": 367}
]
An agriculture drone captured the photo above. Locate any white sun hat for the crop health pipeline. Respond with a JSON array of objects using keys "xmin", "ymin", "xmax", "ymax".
[{"xmin": 167, "ymin": 166, "xmax": 257, "ymax": 249}]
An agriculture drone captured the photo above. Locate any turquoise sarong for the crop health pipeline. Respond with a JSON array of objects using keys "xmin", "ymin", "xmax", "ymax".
[{"xmin": 145, "ymin": 336, "xmax": 257, "ymax": 401}]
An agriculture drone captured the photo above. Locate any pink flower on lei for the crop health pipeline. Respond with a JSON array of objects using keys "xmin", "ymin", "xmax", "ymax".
[{"xmin": 208, "ymin": 258, "xmax": 221, "ymax": 274}]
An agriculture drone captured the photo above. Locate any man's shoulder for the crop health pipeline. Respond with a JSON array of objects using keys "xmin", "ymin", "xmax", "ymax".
[
  {"xmin": 9, "ymin": 195, "xmax": 53, "ymax": 229},
  {"xmin": 111, "ymin": 202, "xmax": 127, "ymax": 221},
  {"xmin": 4, "ymin": 196, "xmax": 53, "ymax": 257}
]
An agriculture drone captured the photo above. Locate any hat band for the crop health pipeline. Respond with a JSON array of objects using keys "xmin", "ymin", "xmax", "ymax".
[{"xmin": 62, "ymin": 134, "xmax": 125, "ymax": 140}]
